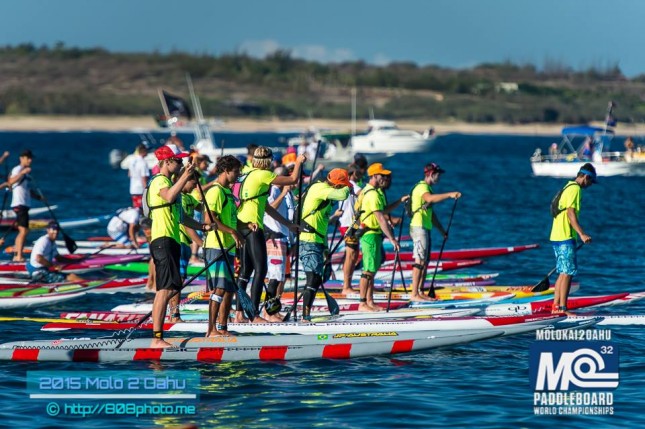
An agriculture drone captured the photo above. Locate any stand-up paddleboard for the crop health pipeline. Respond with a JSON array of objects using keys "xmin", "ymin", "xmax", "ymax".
[
  {"xmin": 0, "ymin": 329, "xmax": 506, "ymax": 362},
  {"xmin": 0, "ymin": 280, "xmax": 109, "ymax": 309},
  {"xmin": 479, "ymin": 293, "xmax": 630, "ymax": 316},
  {"xmin": 58, "ymin": 307, "xmax": 481, "ymax": 323},
  {"xmin": 41, "ymin": 314, "xmax": 564, "ymax": 336},
  {"xmin": 330, "ymin": 244, "xmax": 540, "ymax": 264}
]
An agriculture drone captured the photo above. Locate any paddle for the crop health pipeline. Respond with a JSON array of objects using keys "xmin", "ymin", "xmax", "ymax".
[
  {"xmin": 289, "ymin": 163, "xmax": 305, "ymax": 321},
  {"xmin": 34, "ymin": 187, "xmax": 77, "ymax": 254},
  {"xmin": 0, "ymin": 162, "xmax": 9, "ymax": 224},
  {"xmin": 115, "ymin": 239, "xmax": 241, "ymax": 348},
  {"xmin": 427, "ymin": 198, "xmax": 458, "ymax": 299},
  {"xmin": 386, "ymin": 211, "xmax": 406, "ymax": 311},
  {"xmin": 194, "ymin": 179, "xmax": 256, "ymax": 320},
  {"xmin": 532, "ymin": 242, "xmax": 585, "ymax": 292}
]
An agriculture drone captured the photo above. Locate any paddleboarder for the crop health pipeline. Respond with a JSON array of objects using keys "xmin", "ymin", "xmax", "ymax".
[
  {"xmin": 178, "ymin": 170, "xmax": 203, "ymax": 284},
  {"xmin": 356, "ymin": 163, "xmax": 401, "ymax": 312},
  {"xmin": 26, "ymin": 221, "xmax": 83, "ymax": 283},
  {"xmin": 106, "ymin": 207, "xmax": 143, "ymax": 249},
  {"xmin": 408, "ymin": 163, "xmax": 461, "ymax": 301},
  {"xmin": 128, "ymin": 143, "xmax": 149, "ymax": 210},
  {"xmin": 203, "ymin": 155, "xmax": 245, "ymax": 337},
  {"xmin": 299, "ymin": 168, "xmax": 351, "ymax": 320},
  {"xmin": 549, "ymin": 163, "xmax": 595, "ymax": 313},
  {"xmin": 8, "ymin": 149, "xmax": 37, "ymax": 262},
  {"xmin": 262, "ymin": 166, "xmax": 296, "ymax": 321},
  {"xmin": 235, "ymin": 146, "xmax": 305, "ymax": 322},
  {"xmin": 148, "ymin": 144, "xmax": 214, "ymax": 348},
  {"xmin": 338, "ymin": 163, "xmax": 365, "ymax": 295}
]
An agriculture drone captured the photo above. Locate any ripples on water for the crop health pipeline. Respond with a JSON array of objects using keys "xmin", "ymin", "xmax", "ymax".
[{"xmin": 0, "ymin": 131, "xmax": 643, "ymax": 428}]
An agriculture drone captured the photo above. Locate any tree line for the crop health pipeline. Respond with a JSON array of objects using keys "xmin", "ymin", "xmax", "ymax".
[{"xmin": 1, "ymin": 43, "xmax": 644, "ymax": 124}]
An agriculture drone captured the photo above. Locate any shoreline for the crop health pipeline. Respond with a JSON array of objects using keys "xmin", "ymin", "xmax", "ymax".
[{"xmin": 0, "ymin": 115, "xmax": 643, "ymax": 136}]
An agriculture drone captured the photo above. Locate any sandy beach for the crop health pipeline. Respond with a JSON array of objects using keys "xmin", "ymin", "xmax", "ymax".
[{"xmin": 1, "ymin": 115, "xmax": 643, "ymax": 136}]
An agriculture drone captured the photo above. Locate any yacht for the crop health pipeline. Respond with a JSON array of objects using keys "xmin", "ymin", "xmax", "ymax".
[{"xmin": 350, "ymin": 120, "xmax": 436, "ymax": 153}]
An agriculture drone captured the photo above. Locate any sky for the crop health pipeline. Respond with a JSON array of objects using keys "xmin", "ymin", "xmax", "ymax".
[{"xmin": 2, "ymin": 0, "xmax": 645, "ymax": 76}]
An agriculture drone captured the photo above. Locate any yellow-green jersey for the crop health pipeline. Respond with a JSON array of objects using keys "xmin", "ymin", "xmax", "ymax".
[
  {"xmin": 357, "ymin": 184, "xmax": 385, "ymax": 236},
  {"xmin": 236, "ymin": 168, "xmax": 277, "ymax": 229},
  {"xmin": 299, "ymin": 182, "xmax": 349, "ymax": 244},
  {"xmin": 550, "ymin": 181, "xmax": 581, "ymax": 242},
  {"xmin": 179, "ymin": 193, "xmax": 201, "ymax": 245},
  {"xmin": 409, "ymin": 181, "xmax": 433, "ymax": 229},
  {"xmin": 241, "ymin": 161, "xmax": 253, "ymax": 174},
  {"xmin": 205, "ymin": 183, "xmax": 237, "ymax": 249},
  {"xmin": 148, "ymin": 174, "xmax": 181, "ymax": 243}
]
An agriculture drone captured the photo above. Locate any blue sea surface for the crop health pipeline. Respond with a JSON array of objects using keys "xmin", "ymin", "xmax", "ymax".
[{"xmin": 0, "ymin": 131, "xmax": 643, "ymax": 428}]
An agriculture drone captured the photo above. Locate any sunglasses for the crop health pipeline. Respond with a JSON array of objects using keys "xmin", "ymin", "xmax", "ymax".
[{"xmin": 168, "ymin": 158, "xmax": 182, "ymax": 164}]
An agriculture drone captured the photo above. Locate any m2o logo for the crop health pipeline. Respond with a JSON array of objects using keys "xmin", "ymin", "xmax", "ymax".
[{"xmin": 529, "ymin": 342, "xmax": 619, "ymax": 391}]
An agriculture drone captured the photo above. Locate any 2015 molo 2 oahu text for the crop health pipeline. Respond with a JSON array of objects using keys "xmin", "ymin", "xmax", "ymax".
[{"xmin": 38, "ymin": 376, "xmax": 186, "ymax": 391}]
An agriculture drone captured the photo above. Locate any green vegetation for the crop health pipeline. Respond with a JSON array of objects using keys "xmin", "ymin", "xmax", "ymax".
[{"xmin": 1, "ymin": 43, "xmax": 644, "ymax": 124}]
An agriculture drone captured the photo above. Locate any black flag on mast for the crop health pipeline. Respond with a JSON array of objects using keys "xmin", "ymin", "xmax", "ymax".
[{"xmin": 162, "ymin": 90, "xmax": 193, "ymax": 119}]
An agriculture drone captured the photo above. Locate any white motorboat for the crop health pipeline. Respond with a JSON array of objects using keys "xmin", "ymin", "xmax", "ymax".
[
  {"xmin": 287, "ymin": 129, "xmax": 394, "ymax": 169},
  {"xmin": 530, "ymin": 125, "xmax": 645, "ymax": 177},
  {"xmin": 350, "ymin": 120, "xmax": 436, "ymax": 154}
]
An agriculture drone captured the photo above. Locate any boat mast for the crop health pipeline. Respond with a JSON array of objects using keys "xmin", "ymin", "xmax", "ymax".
[
  {"xmin": 158, "ymin": 88, "xmax": 171, "ymax": 118},
  {"xmin": 351, "ymin": 87, "xmax": 357, "ymax": 136}
]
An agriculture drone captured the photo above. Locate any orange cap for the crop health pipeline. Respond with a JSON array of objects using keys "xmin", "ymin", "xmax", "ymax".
[
  {"xmin": 367, "ymin": 163, "xmax": 391, "ymax": 176},
  {"xmin": 327, "ymin": 168, "xmax": 351, "ymax": 187}
]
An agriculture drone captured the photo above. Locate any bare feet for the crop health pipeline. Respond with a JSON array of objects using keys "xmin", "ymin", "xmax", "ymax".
[
  {"xmin": 358, "ymin": 302, "xmax": 378, "ymax": 312},
  {"xmin": 251, "ymin": 316, "xmax": 270, "ymax": 324},
  {"xmin": 170, "ymin": 317, "xmax": 184, "ymax": 323},
  {"xmin": 409, "ymin": 293, "xmax": 435, "ymax": 302},
  {"xmin": 216, "ymin": 329, "xmax": 235, "ymax": 336},
  {"xmin": 368, "ymin": 303, "xmax": 384, "ymax": 312},
  {"xmin": 234, "ymin": 313, "xmax": 249, "ymax": 323},
  {"xmin": 341, "ymin": 288, "xmax": 356, "ymax": 295},
  {"xmin": 150, "ymin": 339, "xmax": 174, "ymax": 348}
]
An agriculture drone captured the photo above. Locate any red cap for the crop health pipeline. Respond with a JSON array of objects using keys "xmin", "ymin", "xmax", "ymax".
[{"xmin": 155, "ymin": 144, "xmax": 189, "ymax": 161}]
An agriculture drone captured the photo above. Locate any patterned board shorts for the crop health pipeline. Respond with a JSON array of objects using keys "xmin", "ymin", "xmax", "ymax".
[
  {"xmin": 266, "ymin": 239, "xmax": 288, "ymax": 281},
  {"xmin": 204, "ymin": 248, "xmax": 236, "ymax": 293},
  {"xmin": 30, "ymin": 268, "xmax": 66, "ymax": 284},
  {"xmin": 552, "ymin": 240, "xmax": 578, "ymax": 276},
  {"xmin": 299, "ymin": 241, "xmax": 326, "ymax": 275}
]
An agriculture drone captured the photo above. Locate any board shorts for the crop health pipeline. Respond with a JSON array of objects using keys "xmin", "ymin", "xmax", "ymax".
[
  {"xmin": 204, "ymin": 248, "xmax": 236, "ymax": 293},
  {"xmin": 107, "ymin": 229, "xmax": 132, "ymax": 246},
  {"xmin": 12, "ymin": 205, "xmax": 29, "ymax": 228},
  {"xmin": 26, "ymin": 263, "xmax": 66, "ymax": 284},
  {"xmin": 552, "ymin": 239, "xmax": 578, "ymax": 276},
  {"xmin": 150, "ymin": 237, "xmax": 182, "ymax": 291},
  {"xmin": 340, "ymin": 226, "xmax": 359, "ymax": 250},
  {"xmin": 410, "ymin": 226, "xmax": 431, "ymax": 263},
  {"xmin": 300, "ymin": 241, "xmax": 326, "ymax": 275},
  {"xmin": 266, "ymin": 238, "xmax": 287, "ymax": 281},
  {"xmin": 360, "ymin": 233, "xmax": 384, "ymax": 273}
]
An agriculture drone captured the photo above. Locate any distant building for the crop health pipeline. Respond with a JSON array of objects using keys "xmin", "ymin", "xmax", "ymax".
[{"xmin": 495, "ymin": 82, "xmax": 519, "ymax": 93}]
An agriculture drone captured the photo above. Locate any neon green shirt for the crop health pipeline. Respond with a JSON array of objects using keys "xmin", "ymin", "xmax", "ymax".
[
  {"xmin": 179, "ymin": 193, "xmax": 200, "ymax": 245},
  {"xmin": 409, "ymin": 181, "xmax": 433, "ymax": 229},
  {"xmin": 299, "ymin": 182, "xmax": 349, "ymax": 244},
  {"xmin": 358, "ymin": 184, "xmax": 385, "ymax": 235},
  {"xmin": 149, "ymin": 174, "xmax": 181, "ymax": 243},
  {"xmin": 237, "ymin": 168, "xmax": 277, "ymax": 229},
  {"xmin": 205, "ymin": 184, "xmax": 237, "ymax": 249},
  {"xmin": 550, "ymin": 181, "xmax": 581, "ymax": 241}
]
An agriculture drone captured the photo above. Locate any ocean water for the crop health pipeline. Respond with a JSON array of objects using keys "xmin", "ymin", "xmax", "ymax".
[{"xmin": 0, "ymin": 130, "xmax": 643, "ymax": 428}]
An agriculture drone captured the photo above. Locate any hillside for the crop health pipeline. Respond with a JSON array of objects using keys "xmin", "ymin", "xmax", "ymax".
[{"xmin": 1, "ymin": 43, "xmax": 645, "ymax": 125}]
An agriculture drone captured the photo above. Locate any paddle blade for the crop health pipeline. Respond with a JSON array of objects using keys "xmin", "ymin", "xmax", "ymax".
[
  {"xmin": 236, "ymin": 286, "xmax": 257, "ymax": 320},
  {"xmin": 321, "ymin": 286, "xmax": 340, "ymax": 316},
  {"xmin": 532, "ymin": 276, "xmax": 551, "ymax": 292},
  {"xmin": 62, "ymin": 231, "xmax": 78, "ymax": 254}
]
